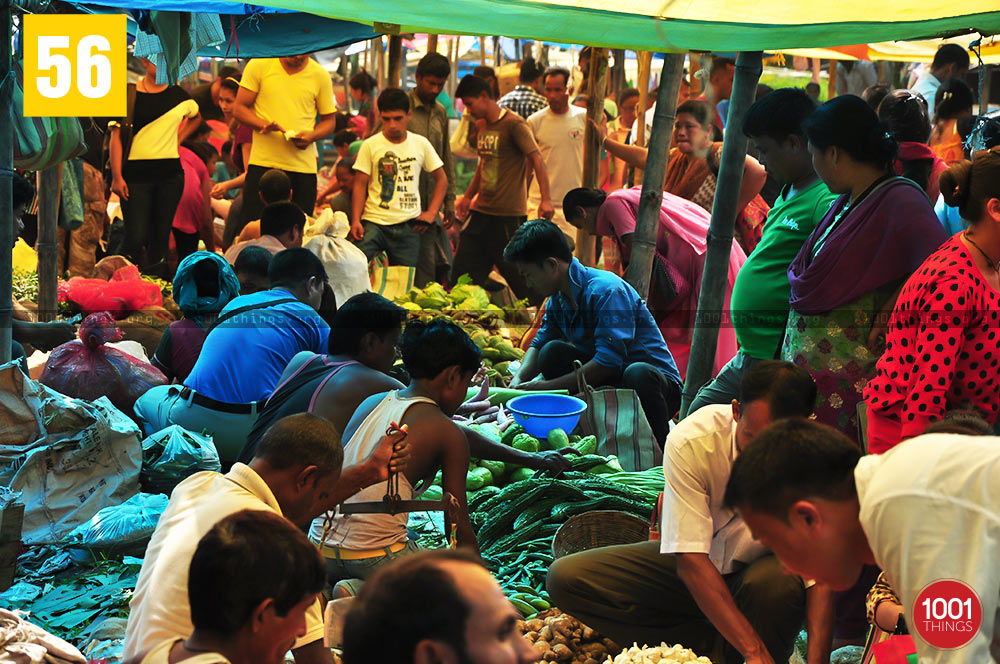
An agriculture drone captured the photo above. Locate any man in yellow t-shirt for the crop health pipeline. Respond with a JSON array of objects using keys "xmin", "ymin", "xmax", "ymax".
[{"xmin": 232, "ymin": 55, "xmax": 337, "ymax": 245}]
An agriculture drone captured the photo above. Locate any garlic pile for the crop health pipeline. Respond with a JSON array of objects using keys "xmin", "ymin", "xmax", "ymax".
[{"xmin": 605, "ymin": 643, "xmax": 711, "ymax": 664}]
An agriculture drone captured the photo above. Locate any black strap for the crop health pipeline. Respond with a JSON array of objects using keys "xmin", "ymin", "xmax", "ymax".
[{"xmin": 209, "ymin": 297, "xmax": 300, "ymax": 331}]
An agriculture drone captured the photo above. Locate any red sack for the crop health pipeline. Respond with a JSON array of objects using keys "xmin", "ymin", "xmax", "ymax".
[
  {"xmin": 63, "ymin": 266, "xmax": 163, "ymax": 318},
  {"xmin": 39, "ymin": 312, "xmax": 167, "ymax": 422}
]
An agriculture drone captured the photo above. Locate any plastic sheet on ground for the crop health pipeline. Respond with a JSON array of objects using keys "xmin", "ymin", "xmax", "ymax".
[{"xmin": 0, "ymin": 608, "xmax": 87, "ymax": 664}]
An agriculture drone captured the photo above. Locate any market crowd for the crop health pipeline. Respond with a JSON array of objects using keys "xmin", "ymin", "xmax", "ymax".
[{"xmin": 6, "ymin": 42, "xmax": 1000, "ymax": 664}]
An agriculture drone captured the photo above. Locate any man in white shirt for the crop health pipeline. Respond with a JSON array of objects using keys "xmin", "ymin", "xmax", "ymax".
[
  {"xmin": 350, "ymin": 88, "xmax": 448, "ymax": 268},
  {"xmin": 547, "ymin": 361, "xmax": 835, "ymax": 664},
  {"xmin": 527, "ymin": 67, "xmax": 586, "ymax": 243},
  {"xmin": 123, "ymin": 413, "xmax": 407, "ymax": 664},
  {"xmin": 726, "ymin": 421, "xmax": 1000, "ymax": 664},
  {"xmin": 910, "ymin": 44, "xmax": 971, "ymax": 118},
  {"xmin": 835, "ymin": 61, "xmax": 878, "ymax": 98}
]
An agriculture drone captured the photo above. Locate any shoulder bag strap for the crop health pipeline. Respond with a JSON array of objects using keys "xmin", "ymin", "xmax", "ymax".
[{"xmin": 209, "ymin": 297, "xmax": 299, "ymax": 332}]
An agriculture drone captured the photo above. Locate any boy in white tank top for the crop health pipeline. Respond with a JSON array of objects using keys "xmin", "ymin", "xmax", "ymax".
[{"xmin": 311, "ymin": 319, "xmax": 483, "ymax": 585}]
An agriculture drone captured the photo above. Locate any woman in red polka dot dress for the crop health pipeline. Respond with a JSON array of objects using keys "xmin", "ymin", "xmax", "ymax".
[{"xmin": 864, "ymin": 148, "xmax": 1000, "ymax": 452}]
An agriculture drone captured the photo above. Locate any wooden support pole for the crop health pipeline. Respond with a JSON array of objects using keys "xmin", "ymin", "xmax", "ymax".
[
  {"xmin": 1, "ymin": 0, "xmax": 13, "ymax": 363},
  {"xmin": 625, "ymin": 52, "xmax": 685, "ymax": 299},
  {"xmin": 827, "ymin": 59, "xmax": 838, "ymax": 99},
  {"xmin": 679, "ymin": 51, "xmax": 764, "ymax": 417},
  {"xmin": 494, "ymin": 35, "xmax": 502, "ymax": 67},
  {"xmin": 578, "ymin": 47, "xmax": 608, "ymax": 266},
  {"xmin": 427, "ymin": 34, "xmax": 438, "ymax": 54},
  {"xmin": 36, "ymin": 166, "xmax": 61, "ymax": 323},
  {"xmin": 479, "ymin": 37, "xmax": 487, "ymax": 66},
  {"xmin": 632, "ymin": 51, "xmax": 653, "ymax": 186},
  {"xmin": 610, "ymin": 49, "xmax": 626, "ymax": 97},
  {"xmin": 375, "ymin": 36, "xmax": 385, "ymax": 91},
  {"xmin": 878, "ymin": 60, "xmax": 888, "ymax": 85},
  {"xmin": 387, "ymin": 35, "xmax": 403, "ymax": 88},
  {"xmin": 689, "ymin": 52, "xmax": 702, "ymax": 98}
]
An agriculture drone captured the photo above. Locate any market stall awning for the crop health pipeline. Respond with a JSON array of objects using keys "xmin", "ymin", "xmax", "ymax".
[
  {"xmin": 219, "ymin": 0, "xmax": 1000, "ymax": 52},
  {"xmin": 74, "ymin": 1, "xmax": 376, "ymax": 57}
]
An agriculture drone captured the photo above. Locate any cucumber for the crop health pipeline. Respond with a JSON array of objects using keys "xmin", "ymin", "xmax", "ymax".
[
  {"xmin": 528, "ymin": 598, "xmax": 551, "ymax": 611},
  {"xmin": 509, "ymin": 598, "xmax": 535, "ymax": 616}
]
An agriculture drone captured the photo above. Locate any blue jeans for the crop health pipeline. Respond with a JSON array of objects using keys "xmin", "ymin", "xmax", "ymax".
[
  {"xmin": 356, "ymin": 220, "xmax": 422, "ymax": 267},
  {"xmin": 134, "ymin": 384, "xmax": 261, "ymax": 467}
]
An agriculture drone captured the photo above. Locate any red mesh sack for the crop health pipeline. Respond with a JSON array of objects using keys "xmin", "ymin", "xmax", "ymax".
[
  {"xmin": 63, "ymin": 266, "xmax": 163, "ymax": 318},
  {"xmin": 39, "ymin": 312, "xmax": 167, "ymax": 422}
]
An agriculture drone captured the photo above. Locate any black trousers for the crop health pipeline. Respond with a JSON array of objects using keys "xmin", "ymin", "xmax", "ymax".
[
  {"xmin": 172, "ymin": 229, "xmax": 200, "ymax": 263},
  {"xmin": 451, "ymin": 211, "xmax": 530, "ymax": 300},
  {"xmin": 120, "ymin": 172, "xmax": 185, "ymax": 278},
  {"xmin": 548, "ymin": 543, "xmax": 806, "ymax": 664},
  {"xmin": 536, "ymin": 339, "xmax": 681, "ymax": 447}
]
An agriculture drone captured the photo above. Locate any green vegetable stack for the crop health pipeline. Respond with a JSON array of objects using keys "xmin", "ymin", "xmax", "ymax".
[{"xmin": 394, "ymin": 275, "xmax": 528, "ymax": 384}]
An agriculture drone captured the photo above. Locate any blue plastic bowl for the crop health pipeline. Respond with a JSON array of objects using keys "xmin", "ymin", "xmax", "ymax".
[{"xmin": 506, "ymin": 394, "xmax": 588, "ymax": 438}]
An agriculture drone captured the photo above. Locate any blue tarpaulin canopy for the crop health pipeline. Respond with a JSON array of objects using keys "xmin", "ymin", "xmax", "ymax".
[{"xmin": 73, "ymin": 1, "xmax": 376, "ymax": 58}]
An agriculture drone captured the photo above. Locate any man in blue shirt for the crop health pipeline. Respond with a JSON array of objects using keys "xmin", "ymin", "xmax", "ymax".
[
  {"xmin": 505, "ymin": 219, "xmax": 682, "ymax": 447},
  {"xmin": 135, "ymin": 247, "xmax": 331, "ymax": 466}
]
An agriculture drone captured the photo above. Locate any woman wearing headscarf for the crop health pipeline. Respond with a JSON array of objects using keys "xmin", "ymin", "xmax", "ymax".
[
  {"xmin": 152, "ymin": 252, "xmax": 241, "ymax": 382},
  {"xmin": 783, "ymin": 95, "xmax": 948, "ymax": 442}
]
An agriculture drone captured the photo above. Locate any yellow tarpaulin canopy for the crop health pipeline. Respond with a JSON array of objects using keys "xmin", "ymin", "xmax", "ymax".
[{"xmin": 781, "ymin": 33, "xmax": 1000, "ymax": 64}]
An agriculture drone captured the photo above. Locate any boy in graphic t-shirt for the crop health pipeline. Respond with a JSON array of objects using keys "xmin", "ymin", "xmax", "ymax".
[
  {"xmin": 350, "ymin": 89, "xmax": 447, "ymax": 268},
  {"xmin": 453, "ymin": 74, "xmax": 555, "ymax": 300}
]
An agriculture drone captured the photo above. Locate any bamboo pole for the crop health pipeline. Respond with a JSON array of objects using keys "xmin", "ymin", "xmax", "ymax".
[
  {"xmin": 625, "ymin": 53, "xmax": 684, "ymax": 299},
  {"xmin": 494, "ymin": 36, "xmax": 502, "ymax": 68},
  {"xmin": 1, "ymin": 0, "xmax": 13, "ymax": 363},
  {"xmin": 479, "ymin": 37, "xmax": 487, "ymax": 66},
  {"xmin": 36, "ymin": 167, "xmax": 60, "ymax": 323},
  {"xmin": 679, "ymin": 52, "xmax": 764, "ymax": 417},
  {"xmin": 449, "ymin": 36, "xmax": 460, "ymax": 99},
  {"xmin": 428, "ymin": 34, "xmax": 438, "ymax": 54},
  {"xmin": 387, "ymin": 35, "xmax": 403, "ymax": 88},
  {"xmin": 827, "ymin": 59, "xmax": 838, "ymax": 99}
]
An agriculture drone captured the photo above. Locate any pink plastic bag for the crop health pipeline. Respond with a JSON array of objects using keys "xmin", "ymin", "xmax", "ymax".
[
  {"xmin": 63, "ymin": 266, "xmax": 162, "ymax": 318},
  {"xmin": 39, "ymin": 313, "xmax": 167, "ymax": 422}
]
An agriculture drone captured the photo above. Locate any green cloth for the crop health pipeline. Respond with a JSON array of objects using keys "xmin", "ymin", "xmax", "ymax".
[
  {"xmin": 729, "ymin": 178, "xmax": 838, "ymax": 359},
  {"xmin": 437, "ymin": 89, "xmax": 455, "ymax": 118},
  {"xmin": 348, "ymin": 139, "xmax": 363, "ymax": 157}
]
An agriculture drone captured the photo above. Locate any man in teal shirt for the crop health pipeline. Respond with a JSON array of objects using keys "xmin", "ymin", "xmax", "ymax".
[{"xmin": 690, "ymin": 89, "xmax": 838, "ymax": 412}]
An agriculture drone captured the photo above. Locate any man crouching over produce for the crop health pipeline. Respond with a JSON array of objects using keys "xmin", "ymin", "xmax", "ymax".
[
  {"xmin": 503, "ymin": 219, "xmax": 682, "ymax": 448},
  {"xmin": 311, "ymin": 319, "xmax": 483, "ymax": 588},
  {"xmin": 124, "ymin": 510, "xmax": 325, "ymax": 664},
  {"xmin": 124, "ymin": 413, "xmax": 408, "ymax": 664},
  {"xmin": 547, "ymin": 361, "xmax": 836, "ymax": 664},
  {"xmin": 342, "ymin": 549, "xmax": 538, "ymax": 664}
]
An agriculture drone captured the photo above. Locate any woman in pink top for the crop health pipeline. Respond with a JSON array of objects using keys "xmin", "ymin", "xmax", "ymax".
[
  {"xmin": 564, "ymin": 186, "xmax": 746, "ymax": 380},
  {"xmin": 173, "ymin": 142, "xmax": 218, "ymax": 262}
]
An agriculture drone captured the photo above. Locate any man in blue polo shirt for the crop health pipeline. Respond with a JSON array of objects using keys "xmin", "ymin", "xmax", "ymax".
[
  {"xmin": 135, "ymin": 247, "xmax": 330, "ymax": 465},
  {"xmin": 505, "ymin": 219, "xmax": 681, "ymax": 447}
]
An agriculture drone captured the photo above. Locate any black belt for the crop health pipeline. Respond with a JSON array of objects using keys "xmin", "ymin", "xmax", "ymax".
[{"xmin": 179, "ymin": 387, "xmax": 264, "ymax": 414}]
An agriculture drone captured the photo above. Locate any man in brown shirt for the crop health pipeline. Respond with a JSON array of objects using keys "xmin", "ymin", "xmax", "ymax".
[{"xmin": 453, "ymin": 74, "xmax": 554, "ymax": 301}]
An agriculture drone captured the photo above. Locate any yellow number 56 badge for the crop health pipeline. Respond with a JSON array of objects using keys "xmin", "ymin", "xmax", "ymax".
[{"xmin": 23, "ymin": 14, "xmax": 126, "ymax": 117}]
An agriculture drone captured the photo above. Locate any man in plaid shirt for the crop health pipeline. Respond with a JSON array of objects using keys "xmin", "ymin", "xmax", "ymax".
[{"xmin": 499, "ymin": 58, "xmax": 547, "ymax": 119}]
